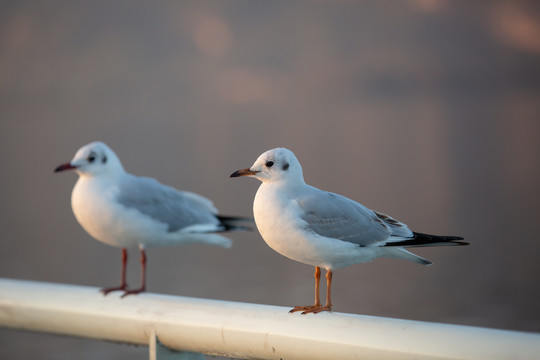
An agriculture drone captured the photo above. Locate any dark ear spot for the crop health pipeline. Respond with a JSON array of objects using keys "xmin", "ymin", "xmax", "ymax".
[
  {"xmin": 102, "ymin": 155, "xmax": 107, "ymax": 164},
  {"xmin": 282, "ymin": 162, "xmax": 289, "ymax": 171}
]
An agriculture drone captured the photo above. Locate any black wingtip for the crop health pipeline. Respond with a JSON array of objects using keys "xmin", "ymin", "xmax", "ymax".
[
  {"xmin": 216, "ymin": 215, "xmax": 254, "ymax": 223},
  {"xmin": 216, "ymin": 215, "xmax": 254, "ymax": 232},
  {"xmin": 385, "ymin": 232, "xmax": 469, "ymax": 248},
  {"xmin": 413, "ymin": 232, "xmax": 465, "ymax": 241},
  {"xmin": 414, "ymin": 232, "xmax": 470, "ymax": 246}
]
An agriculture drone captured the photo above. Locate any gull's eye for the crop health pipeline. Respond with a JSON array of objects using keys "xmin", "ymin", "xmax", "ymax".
[
  {"xmin": 87, "ymin": 152, "xmax": 96, "ymax": 163},
  {"xmin": 265, "ymin": 161, "xmax": 274, "ymax": 168}
]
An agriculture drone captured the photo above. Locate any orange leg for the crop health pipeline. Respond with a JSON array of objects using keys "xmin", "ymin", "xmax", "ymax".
[
  {"xmin": 101, "ymin": 248, "xmax": 128, "ymax": 295},
  {"xmin": 289, "ymin": 267, "xmax": 323, "ymax": 313},
  {"xmin": 291, "ymin": 269, "xmax": 333, "ymax": 315},
  {"xmin": 314, "ymin": 266, "xmax": 321, "ymax": 306},
  {"xmin": 121, "ymin": 248, "xmax": 147, "ymax": 297},
  {"xmin": 309, "ymin": 270, "xmax": 333, "ymax": 314}
]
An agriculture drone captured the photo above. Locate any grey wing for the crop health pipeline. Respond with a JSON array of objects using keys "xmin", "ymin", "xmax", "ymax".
[
  {"xmin": 116, "ymin": 175, "xmax": 219, "ymax": 232},
  {"xmin": 297, "ymin": 189, "xmax": 391, "ymax": 247},
  {"xmin": 373, "ymin": 211, "xmax": 414, "ymax": 239}
]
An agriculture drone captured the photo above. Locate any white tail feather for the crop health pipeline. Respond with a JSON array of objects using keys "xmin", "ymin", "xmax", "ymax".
[{"xmin": 382, "ymin": 248, "xmax": 432, "ymax": 266}]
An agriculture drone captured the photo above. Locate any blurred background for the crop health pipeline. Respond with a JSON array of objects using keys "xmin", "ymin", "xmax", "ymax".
[{"xmin": 1, "ymin": 0, "xmax": 540, "ymax": 358}]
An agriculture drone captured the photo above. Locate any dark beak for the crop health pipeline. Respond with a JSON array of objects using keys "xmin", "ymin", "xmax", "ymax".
[
  {"xmin": 54, "ymin": 162, "xmax": 77, "ymax": 173},
  {"xmin": 230, "ymin": 168, "xmax": 259, "ymax": 178}
]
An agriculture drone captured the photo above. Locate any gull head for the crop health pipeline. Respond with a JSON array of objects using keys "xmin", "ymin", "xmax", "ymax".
[
  {"xmin": 231, "ymin": 147, "xmax": 304, "ymax": 184},
  {"xmin": 54, "ymin": 141, "xmax": 124, "ymax": 178}
]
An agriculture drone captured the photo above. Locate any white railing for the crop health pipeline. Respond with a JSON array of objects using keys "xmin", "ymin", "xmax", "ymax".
[{"xmin": 1, "ymin": 278, "xmax": 539, "ymax": 360}]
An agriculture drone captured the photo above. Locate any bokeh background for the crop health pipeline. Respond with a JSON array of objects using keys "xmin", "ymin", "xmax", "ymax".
[{"xmin": 1, "ymin": 0, "xmax": 540, "ymax": 358}]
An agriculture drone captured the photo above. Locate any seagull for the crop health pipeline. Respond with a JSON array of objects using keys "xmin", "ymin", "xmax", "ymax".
[
  {"xmin": 231, "ymin": 147, "xmax": 468, "ymax": 314},
  {"xmin": 55, "ymin": 141, "xmax": 250, "ymax": 297}
]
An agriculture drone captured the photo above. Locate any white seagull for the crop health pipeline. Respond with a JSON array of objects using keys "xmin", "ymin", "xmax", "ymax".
[
  {"xmin": 55, "ymin": 141, "xmax": 250, "ymax": 297},
  {"xmin": 231, "ymin": 147, "xmax": 468, "ymax": 314}
]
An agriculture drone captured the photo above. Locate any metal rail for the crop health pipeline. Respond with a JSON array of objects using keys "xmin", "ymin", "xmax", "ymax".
[{"xmin": 1, "ymin": 278, "xmax": 539, "ymax": 360}]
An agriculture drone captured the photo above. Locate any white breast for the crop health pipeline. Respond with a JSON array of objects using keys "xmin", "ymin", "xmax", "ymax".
[
  {"xmin": 72, "ymin": 178, "xmax": 114, "ymax": 246},
  {"xmin": 71, "ymin": 177, "xmax": 149, "ymax": 248},
  {"xmin": 253, "ymin": 183, "xmax": 382, "ymax": 270}
]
